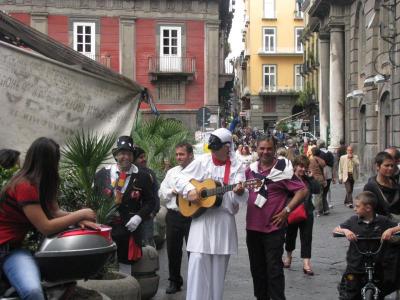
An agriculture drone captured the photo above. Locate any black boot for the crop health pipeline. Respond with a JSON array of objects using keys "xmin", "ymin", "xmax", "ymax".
[{"xmin": 166, "ymin": 281, "xmax": 181, "ymax": 294}]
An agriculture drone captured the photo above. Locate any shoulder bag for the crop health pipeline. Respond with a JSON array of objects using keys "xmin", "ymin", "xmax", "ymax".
[{"xmin": 288, "ymin": 203, "xmax": 307, "ymax": 224}]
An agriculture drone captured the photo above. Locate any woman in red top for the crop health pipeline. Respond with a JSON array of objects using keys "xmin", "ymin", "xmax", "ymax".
[{"xmin": 0, "ymin": 137, "xmax": 97, "ymax": 300}]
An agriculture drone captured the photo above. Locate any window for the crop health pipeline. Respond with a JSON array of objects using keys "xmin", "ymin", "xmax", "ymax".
[
  {"xmin": 263, "ymin": 28, "xmax": 276, "ymax": 53},
  {"xmin": 295, "ymin": 0, "xmax": 304, "ymax": 18},
  {"xmin": 295, "ymin": 27, "xmax": 303, "ymax": 53},
  {"xmin": 294, "ymin": 65, "xmax": 303, "ymax": 91},
  {"xmin": 264, "ymin": 0, "xmax": 275, "ymax": 19},
  {"xmin": 156, "ymin": 80, "xmax": 185, "ymax": 104},
  {"xmin": 263, "ymin": 96, "xmax": 276, "ymax": 112},
  {"xmin": 263, "ymin": 65, "xmax": 276, "ymax": 91},
  {"xmin": 160, "ymin": 26, "xmax": 182, "ymax": 72},
  {"xmin": 73, "ymin": 22, "xmax": 95, "ymax": 59}
]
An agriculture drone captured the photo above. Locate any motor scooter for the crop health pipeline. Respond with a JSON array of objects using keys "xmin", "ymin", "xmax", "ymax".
[{"xmin": 0, "ymin": 226, "xmax": 116, "ymax": 300}]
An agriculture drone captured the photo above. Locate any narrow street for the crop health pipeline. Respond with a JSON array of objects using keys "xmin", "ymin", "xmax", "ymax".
[{"xmin": 153, "ymin": 180, "xmax": 389, "ymax": 300}]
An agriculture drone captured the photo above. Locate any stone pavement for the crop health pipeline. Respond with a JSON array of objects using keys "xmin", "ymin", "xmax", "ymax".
[{"xmin": 152, "ymin": 180, "xmax": 397, "ymax": 300}]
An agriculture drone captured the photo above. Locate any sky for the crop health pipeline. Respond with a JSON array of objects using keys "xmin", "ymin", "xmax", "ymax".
[{"xmin": 227, "ymin": 0, "xmax": 245, "ymax": 60}]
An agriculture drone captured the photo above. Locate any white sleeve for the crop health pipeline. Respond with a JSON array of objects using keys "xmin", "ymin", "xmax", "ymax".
[
  {"xmin": 158, "ymin": 169, "xmax": 175, "ymax": 204},
  {"xmin": 220, "ymin": 163, "xmax": 249, "ymax": 215}
]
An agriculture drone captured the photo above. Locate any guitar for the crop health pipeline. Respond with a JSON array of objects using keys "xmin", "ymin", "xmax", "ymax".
[{"xmin": 177, "ymin": 178, "xmax": 262, "ymax": 218}]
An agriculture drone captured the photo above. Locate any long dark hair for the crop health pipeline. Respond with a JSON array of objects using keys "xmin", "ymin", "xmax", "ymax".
[{"xmin": 0, "ymin": 137, "xmax": 60, "ymax": 217}]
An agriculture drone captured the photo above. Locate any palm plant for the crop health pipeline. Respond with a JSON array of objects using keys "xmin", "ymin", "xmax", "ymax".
[
  {"xmin": 59, "ymin": 130, "xmax": 116, "ymax": 216},
  {"xmin": 131, "ymin": 116, "xmax": 194, "ymax": 179}
]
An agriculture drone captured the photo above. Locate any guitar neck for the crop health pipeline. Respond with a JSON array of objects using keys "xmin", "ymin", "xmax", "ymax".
[{"xmin": 206, "ymin": 181, "xmax": 252, "ymax": 197}]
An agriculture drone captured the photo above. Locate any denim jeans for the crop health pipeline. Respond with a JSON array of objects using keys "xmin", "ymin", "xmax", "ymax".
[{"xmin": 2, "ymin": 249, "xmax": 45, "ymax": 300}]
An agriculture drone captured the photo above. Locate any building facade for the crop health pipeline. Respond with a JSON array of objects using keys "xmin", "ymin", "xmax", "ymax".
[
  {"xmin": 302, "ymin": 0, "xmax": 400, "ymax": 175},
  {"xmin": 239, "ymin": 0, "xmax": 304, "ymax": 132},
  {"xmin": 1, "ymin": 0, "xmax": 233, "ymax": 131}
]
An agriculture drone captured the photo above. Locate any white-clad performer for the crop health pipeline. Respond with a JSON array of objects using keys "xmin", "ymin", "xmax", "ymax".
[
  {"xmin": 175, "ymin": 128, "xmax": 249, "ymax": 300},
  {"xmin": 159, "ymin": 142, "xmax": 193, "ymax": 294}
]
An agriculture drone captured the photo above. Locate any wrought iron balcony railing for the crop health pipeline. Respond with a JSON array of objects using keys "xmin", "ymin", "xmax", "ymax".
[{"xmin": 148, "ymin": 56, "xmax": 196, "ymax": 74}]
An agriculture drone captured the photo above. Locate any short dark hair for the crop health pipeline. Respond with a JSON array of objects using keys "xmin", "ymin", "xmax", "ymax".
[
  {"xmin": 256, "ymin": 135, "xmax": 277, "ymax": 148},
  {"xmin": 293, "ymin": 155, "xmax": 310, "ymax": 168},
  {"xmin": 355, "ymin": 191, "xmax": 378, "ymax": 210},
  {"xmin": 375, "ymin": 151, "xmax": 394, "ymax": 167},
  {"xmin": 175, "ymin": 142, "xmax": 193, "ymax": 154},
  {"xmin": 0, "ymin": 149, "xmax": 20, "ymax": 169}
]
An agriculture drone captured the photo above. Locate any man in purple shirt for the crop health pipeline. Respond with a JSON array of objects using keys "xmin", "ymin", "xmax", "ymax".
[{"xmin": 245, "ymin": 135, "xmax": 308, "ymax": 300}]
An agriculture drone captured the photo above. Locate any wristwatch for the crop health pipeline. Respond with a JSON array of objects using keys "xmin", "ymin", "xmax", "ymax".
[{"xmin": 284, "ymin": 206, "xmax": 291, "ymax": 214}]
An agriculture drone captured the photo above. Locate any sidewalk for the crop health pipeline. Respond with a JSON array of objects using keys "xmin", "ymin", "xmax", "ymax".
[{"xmin": 153, "ymin": 179, "xmax": 400, "ymax": 300}]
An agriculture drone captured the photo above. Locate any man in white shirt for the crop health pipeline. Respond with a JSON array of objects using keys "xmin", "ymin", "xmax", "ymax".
[
  {"xmin": 175, "ymin": 128, "xmax": 249, "ymax": 300},
  {"xmin": 159, "ymin": 142, "xmax": 194, "ymax": 294}
]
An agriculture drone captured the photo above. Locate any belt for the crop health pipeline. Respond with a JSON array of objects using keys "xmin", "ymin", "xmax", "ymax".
[{"xmin": 167, "ymin": 208, "xmax": 180, "ymax": 212}]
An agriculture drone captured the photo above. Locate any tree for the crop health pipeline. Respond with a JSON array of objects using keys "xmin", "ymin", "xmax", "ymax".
[{"xmin": 131, "ymin": 116, "xmax": 194, "ymax": 180}]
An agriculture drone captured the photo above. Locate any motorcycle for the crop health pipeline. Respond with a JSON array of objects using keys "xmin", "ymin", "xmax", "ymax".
[{"xmin": 1, "ymin": 226, "xmax": 116, "ymax": 299}]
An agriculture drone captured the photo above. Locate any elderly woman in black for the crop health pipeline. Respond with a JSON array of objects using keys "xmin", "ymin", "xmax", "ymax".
[{"xmin": 283, "ymin": 155, "xmax": 320, "ymax": 275}]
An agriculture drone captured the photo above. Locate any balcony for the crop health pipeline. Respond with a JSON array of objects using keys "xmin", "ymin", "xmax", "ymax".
[
  {"xmin": 83, "ymin": 53, "xmax": 111, "ymax": 68},
  {"xmin": 148, "ymin": 56, "xmax": 196, "ymax": 81},
  {"xmin": 259, "ymin": 86, "xmax": 300, "ymax": 95},
  {"xmin": 258, "ymin": 47, "xmax": 303, "ymax": 56}
]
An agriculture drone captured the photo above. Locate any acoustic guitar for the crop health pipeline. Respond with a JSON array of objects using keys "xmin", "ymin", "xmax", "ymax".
[{"xmin": 177, "ymin": 178, "xmax": 262, "ymax": 218}]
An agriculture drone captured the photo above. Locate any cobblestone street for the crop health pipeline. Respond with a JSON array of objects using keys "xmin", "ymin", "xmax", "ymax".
[{"xmin": 153, "ymin": 180, "xmax": 398, "ymax": 300}]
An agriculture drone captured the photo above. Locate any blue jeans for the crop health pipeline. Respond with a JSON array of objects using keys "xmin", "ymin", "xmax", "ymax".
[{"xmin": 2, "ymin": 249, "xmax": 45, "ymax": 300}]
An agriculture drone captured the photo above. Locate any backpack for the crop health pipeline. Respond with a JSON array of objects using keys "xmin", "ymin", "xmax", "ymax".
[{"xmin": 320, "ymin": 151, "xmax": 334, "ymax": 167}]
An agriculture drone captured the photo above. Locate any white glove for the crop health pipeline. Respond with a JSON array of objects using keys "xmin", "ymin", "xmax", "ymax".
[{"xmin": 125, "ymin": 215, "xmax": 142, "ymax": 232}]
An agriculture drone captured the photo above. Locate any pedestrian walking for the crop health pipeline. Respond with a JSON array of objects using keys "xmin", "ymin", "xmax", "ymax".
[
  {"xmin": 308, "ymin": 147, "xmax": 326, "ymax": 216},
  {"xmin": 338, "ymin": 146, "xmax": 360, "ymax": 208},
  {"xmin": 283, "ymin": 155, "xmax": 321, "ymax": 276},
  {"xmin": 317, "ymin": 140, "xmax": 335, "ymax": 214},
  {"xmin": 159, "ymin": 142, "xmax": 193, "ymax": 294},
  {"xmin": 245, "ymin": 135, "xmax": 307, "ymax": 300},
  {"xmin": 174, "ymin": 128, "xmax": 248, "ymax": 300}
]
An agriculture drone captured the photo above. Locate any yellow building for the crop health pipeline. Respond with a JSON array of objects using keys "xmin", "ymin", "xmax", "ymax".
[{"xmin": 240, "ymin": 0, "xmax": 304, "ymax": 132}]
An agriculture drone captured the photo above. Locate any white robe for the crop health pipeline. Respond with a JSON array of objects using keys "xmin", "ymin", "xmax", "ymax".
[
  {"xmin": 175, "ymin": 153, "xmax": 248, "ymax": 300},
  {"xmin": 175, "ymin": 153, "xmax": 248, "ymax": 255}
]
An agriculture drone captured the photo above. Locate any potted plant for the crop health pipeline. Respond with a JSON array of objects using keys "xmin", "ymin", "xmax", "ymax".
[{"xmin": 58, "ymin": 130, "xmax": 141, "ymax": 300}]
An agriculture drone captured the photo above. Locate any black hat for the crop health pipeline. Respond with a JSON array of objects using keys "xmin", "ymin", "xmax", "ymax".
[{"xmin": 112, "ymin": 136, "xmax": 135, "ymax": 157}]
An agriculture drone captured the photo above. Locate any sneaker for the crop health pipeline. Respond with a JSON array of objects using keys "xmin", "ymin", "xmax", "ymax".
[{"xmin": 329, "ymin": 204, "xmax": 334, "ymax": 209}]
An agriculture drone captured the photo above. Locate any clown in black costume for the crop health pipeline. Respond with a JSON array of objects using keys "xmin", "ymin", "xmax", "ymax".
[{"xmin": 94, "ymin": 136, "xmax": 155, "ymax": 273}]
